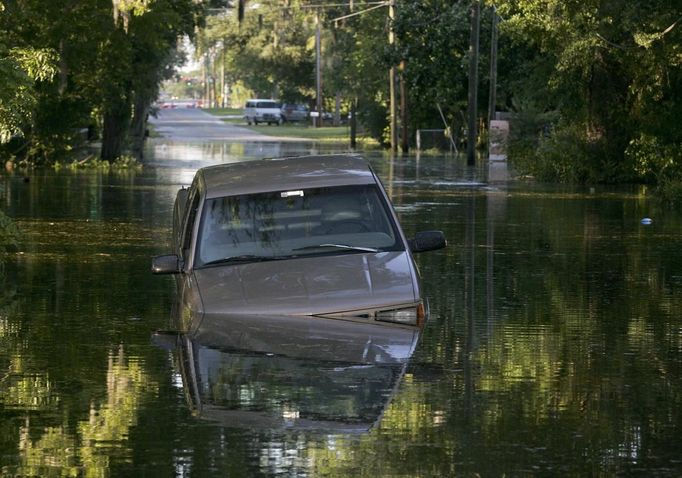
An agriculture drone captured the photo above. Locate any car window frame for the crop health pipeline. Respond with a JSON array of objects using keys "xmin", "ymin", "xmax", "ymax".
[{"xmin": 179, "ymin": 184, "xmax": 201, "ymax": 263}]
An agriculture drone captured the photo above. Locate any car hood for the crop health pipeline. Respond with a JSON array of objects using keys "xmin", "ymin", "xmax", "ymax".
[{"xmin": 193, "ymin": 251, "xmax": 417, "ymax": 316}]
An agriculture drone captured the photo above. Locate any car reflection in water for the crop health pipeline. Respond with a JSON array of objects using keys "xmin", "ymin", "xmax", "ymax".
[{"xmin": 153, "ymin": 313, "xmax": 417, "ymax": 432}]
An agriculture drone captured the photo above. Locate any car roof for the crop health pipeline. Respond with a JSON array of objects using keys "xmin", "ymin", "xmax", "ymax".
[{"xmin": 198, "ymin": 155, "xmax": 378, "ymax": 198}]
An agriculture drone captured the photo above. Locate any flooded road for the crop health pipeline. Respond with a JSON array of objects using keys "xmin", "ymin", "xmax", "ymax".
[
  {"xmin": 1, "ymin": 132, "xmax": 682, "ymax": 476},
  {"xmin": 150, "ymin": 107, "xmax": 312, "ymax": 143}
]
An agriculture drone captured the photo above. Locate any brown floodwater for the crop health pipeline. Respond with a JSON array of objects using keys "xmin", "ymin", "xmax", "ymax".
[{"xmin": 1, "ymin": 139, "xmax": 681, "ymax": 477}]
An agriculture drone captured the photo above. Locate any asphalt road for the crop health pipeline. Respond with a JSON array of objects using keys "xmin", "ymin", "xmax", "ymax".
[{"xmin": 150, "ymin": 107, "xmax": 306, "ymax": 142}]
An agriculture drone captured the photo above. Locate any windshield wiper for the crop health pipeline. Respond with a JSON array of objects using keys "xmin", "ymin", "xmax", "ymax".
[
  {"xmin": 201, "ymin": 254, "xmax": 290, "ymax": 267},
  {"xmin": 293, "ymin": 244, "xmax": 379, "ymax": 253}
]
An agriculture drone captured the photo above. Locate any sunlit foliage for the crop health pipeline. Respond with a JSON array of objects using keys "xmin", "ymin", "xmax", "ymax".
[
  {"xmin": 0, "ymin": 0, "xmax": 202, "ymax": 163},
  {"xmin": 7, "ymin": 346, "xmax": 159, "ymax": 477},
  {"xmin": 494, "ymin": 0, "xmax": 682, "ymax": 184},
  {"xmin": 0, "ymin": 44, "xmax": 57, "ymax": 144}
]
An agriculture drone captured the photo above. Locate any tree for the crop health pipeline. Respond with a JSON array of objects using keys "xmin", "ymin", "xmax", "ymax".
[
  {"xmin": 198, "ymin": 0, "xmax": 317, "ymax": 104},
  {"xmin": 101, "ymin": 0, "xmax": 201, "ymax": 161},
  {"xmin": 0, "ymin": 0, "xmax": 58, "ymax": 148},
  {"xmin": 0, "ymin": 0, "xmax": 203, "ymax": 163},
  {"xmin": 393, "ymin": 1, "xmax": 473, "ymax": 145},
  {"xmin": 325, "ymin": 1, "xmax": 395, "ymax": 143},
  {"xmin": 494, "ymin": 0, "xmax": 682, "ymax": 182},
  {"xmin": 0, "ymin": 44, "xmax": 58, "ymax": 144}
]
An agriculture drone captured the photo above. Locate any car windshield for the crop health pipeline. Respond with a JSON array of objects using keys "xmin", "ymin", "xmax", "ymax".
[
  {"xmin": 256, "ymin": 101, "xmax": 277, "ymax": 108},
  {"xmin": 196, "ymin": 184, "xmax": 402, "ymax": 267}
]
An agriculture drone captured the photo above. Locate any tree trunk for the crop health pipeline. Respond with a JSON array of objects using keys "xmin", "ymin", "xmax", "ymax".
[
  {"xmin": 400, "ymin": 60, "xmax": 409, "ymax": 153},
  {"xmin": 130, "ymin": 93, "xmax": 150, "ymax": 161},
  {"xmin": 101, "ymin": 103, "xmax": 130, "ymax": 162}
]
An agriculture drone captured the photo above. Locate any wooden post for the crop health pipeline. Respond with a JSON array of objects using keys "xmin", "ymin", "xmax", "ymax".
[
  {"xmin": 350, "ymin": 97, "xmax": 357, "ymax": 148},
  {"xmin": 400, "ymin": 60, "xmax": 409, "ymax": 153}
]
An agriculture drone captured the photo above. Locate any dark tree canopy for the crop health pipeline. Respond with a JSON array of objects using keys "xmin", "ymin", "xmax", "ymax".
[{"xmin": 0, "ymin": 0, "xmax": 202, "ymax": 162}]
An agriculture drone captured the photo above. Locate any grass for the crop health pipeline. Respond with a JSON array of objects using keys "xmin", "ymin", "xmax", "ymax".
[
  {"xmin": 205, "ymin": 107, "xmax": 243, "ymax": 116},
  {"xmin": 203, "ymin": 107, "xmax": 376, "ymax": 145},
  {"xmin": 245, "ymin": 124, "xmax": 378, "ymax": 145},
  {"xmin": 245, "ymin": 124, "xmax": 347, "ymax": 139}
]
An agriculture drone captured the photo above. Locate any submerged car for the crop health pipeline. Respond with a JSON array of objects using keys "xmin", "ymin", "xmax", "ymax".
[{"xmin": 152, "ymin": 154, "xmax": 446, "ymax": 349}]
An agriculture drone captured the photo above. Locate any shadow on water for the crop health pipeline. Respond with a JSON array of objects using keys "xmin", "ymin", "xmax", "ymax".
[{"xmin": 2, "ymin": 138, "xmax": 682, "ymax": 476}]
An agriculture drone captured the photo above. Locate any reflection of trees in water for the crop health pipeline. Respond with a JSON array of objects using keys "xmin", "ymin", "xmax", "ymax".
[
  {"xmin": 0, "ymin": 271, "xmax": 18, "ymax": 318},
  {"xmin": 5, "ymin": 346, "xmax": 158, "ymax": 476},
  {"xmin": 0, "ymin": 210, "xmax": 20, "ymax": 255},
  {"xmin": 0, "ymin": 213, "xmax": 164, "ymax": 475},
  {"xmin": 0, "ymin": 210, "xmax": 20, "ymax": 300}
]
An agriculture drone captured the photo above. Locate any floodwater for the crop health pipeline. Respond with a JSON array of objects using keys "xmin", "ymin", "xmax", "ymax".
[{"xmin": 1, "ymin": 138, "xmax": 682, "ymax": 477}]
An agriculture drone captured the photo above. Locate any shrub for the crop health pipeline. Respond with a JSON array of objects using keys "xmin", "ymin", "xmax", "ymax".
[{"xmin": 625, "ymin": 134, "xmax": 681, "ymax": 184}]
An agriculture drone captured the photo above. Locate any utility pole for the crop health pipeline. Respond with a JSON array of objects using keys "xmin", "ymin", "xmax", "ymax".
[
  {"xmin": 315, "ymin": 11, "xmax": 322, "ymax": 128},
  {"xmin": 487, "ymin": 7, "xmax": 499, "ymax": 131},
  {"xmin": 221, "ymin": 40, "xmax": 227, "ymax": 108},
  {"xmin": 203, "ymin": 52, "xmax": 210, "ymax": 108},
  {"xmin": 467, "ymin": 0, "xmax": 481, "ymax": 166},
  {"xmin": 389, "ymin": 1, "xmax": 398, "ymax": 152},
  {"xmin": 210, "ymin": 50, "xmax": 216, "ymax": 108}
]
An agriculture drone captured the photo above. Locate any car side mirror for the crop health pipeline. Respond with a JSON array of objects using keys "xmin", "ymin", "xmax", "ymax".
[
  {"xmin": 152, "ymin": 254, "xmax": 181, "ymax": 274},
  {"xmin": 409, "ymin": 231, "xmax": 447, "ymax": 253}
]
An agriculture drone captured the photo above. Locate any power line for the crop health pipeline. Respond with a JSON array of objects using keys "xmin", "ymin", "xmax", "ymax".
[
  {"xmin": 330, "ymin": 2, "xmax": 389, "ymax": 23},
  {"xmin": 297, "ymin": 2, "xmax": 386, "ymax": 8}
]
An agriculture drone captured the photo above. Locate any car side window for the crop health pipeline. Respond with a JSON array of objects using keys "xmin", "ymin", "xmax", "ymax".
[{"xmin": 180, "ymin": 188, "xmax": 201, "ymax": 259}]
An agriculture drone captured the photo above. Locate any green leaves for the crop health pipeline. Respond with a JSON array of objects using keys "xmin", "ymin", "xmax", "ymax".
[
  {"xmin": 0, "ymin": 45, "xmax": 58, "ymax": 143},
  {"xmin": 496, "ymin": 0, "xmax": 682, "ymax": 183},
  {"xmin": 9, "ymin": 47, "xmax": 58, "ymax": 82},
  {"xmin": 0, "ymin": 0, "xmax": 201, "ymax": 161},
  {"xmin": 113, "ymin": 0, "xmax": 153, "ymax": 31}
]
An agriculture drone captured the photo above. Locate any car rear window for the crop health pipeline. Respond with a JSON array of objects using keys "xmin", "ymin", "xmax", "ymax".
[
  {"xmin": 256, "ymin": 101, "xmax": 278, "ymax": 108},
  {"xmin": 196, "ymin": 184, "xmax": 403, "ymax": 266}
]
